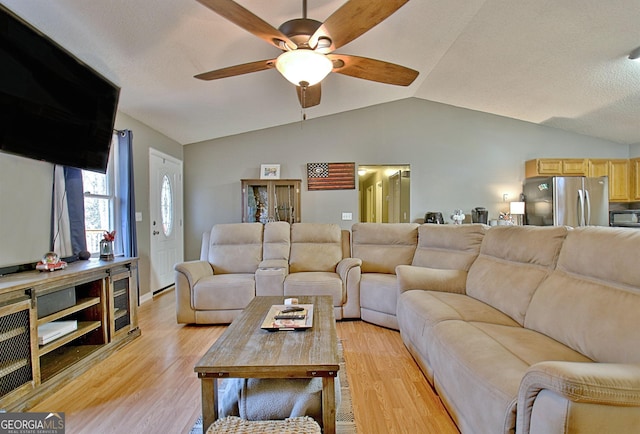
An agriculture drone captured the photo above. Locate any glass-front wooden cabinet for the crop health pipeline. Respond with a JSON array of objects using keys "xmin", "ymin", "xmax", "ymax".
[
  {"xmin": 241, "ymin": 179, "xmax": 301, "ymax": 223},
  {"xmin": 107, "ymin": 262, "xmax": 138, "ymax": 339}
]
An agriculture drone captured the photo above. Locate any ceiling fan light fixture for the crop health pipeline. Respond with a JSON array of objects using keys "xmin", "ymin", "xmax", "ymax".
[{"xmin": 275, "ymin": 49, "xmax": 333, "ymax": 86}]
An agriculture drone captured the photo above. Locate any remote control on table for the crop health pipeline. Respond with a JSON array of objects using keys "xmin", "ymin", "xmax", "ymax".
[{"xmin": 274, "ymin": 314, "xmax": 306, "ymax": 320}]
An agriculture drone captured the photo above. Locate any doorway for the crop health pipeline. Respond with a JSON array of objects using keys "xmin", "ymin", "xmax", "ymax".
[
  {"xmin": 358, "ymin": 165, "xmax": 410, "ymax": 223},
  {"xmin": 149, "ymin": 149, "xmax": 184, "ymax": 293}
]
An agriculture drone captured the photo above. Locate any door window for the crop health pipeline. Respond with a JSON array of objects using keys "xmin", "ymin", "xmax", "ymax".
[{"xmin": 160, "ymin": 174, "xmax": 173, "ymax": 237}]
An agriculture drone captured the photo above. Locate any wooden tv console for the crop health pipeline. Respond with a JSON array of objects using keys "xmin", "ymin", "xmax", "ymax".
[{"xmin": 0, "ymin": 257, "xmax": 140, "ymax": 411}]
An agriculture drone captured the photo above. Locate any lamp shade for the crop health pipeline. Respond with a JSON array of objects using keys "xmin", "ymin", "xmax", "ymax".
[
  {"xmin": 510, "ymin": 201, "xmax": 525, "ymax": 215},
  {"xmin": 275, "ymin": 49, "xmax": 333, "ymax": 86}
]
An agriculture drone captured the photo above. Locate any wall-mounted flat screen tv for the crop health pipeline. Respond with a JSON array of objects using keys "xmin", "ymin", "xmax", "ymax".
[{"xmin": 0, "ymin": 5, "xmax": 120, "ymax": 174}]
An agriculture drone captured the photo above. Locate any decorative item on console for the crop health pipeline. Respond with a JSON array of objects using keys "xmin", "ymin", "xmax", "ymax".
[
  {"xmin": 498, "ymin": 212, "xmax": 515, "ymax": 225},
  {"xmin": 100, "ymin": 230, "xmax": 116, "ymax": 261},
  {"xmin": 36, "ymin": 251, "xmax": 67, "ymax": 272},
  {"xmin": 451, "ymin": 209, "xmax": 465, "ymax": 225}
]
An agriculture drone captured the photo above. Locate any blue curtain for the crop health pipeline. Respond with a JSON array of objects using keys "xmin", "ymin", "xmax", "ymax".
[
  {"xmin": 64, "ymin": 167, "xmax": 87, "ymax": 255},
  {"xmin": 51, "ymin": 165, "xmax": 87, "ymax": 259},
  {"xmin": 116, "ymin": 130, "xmax": 138, "ymax": 258}
]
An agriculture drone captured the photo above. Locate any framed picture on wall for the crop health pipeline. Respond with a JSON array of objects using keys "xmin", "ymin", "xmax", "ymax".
[{"xmin": 260, "ymin": 164, "xmax": 281, "ymax": 179}]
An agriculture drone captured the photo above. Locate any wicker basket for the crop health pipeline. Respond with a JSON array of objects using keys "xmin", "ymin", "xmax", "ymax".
[{"xmin": 207, "ymin": 416, "xmax": 321, "ymax": 434}]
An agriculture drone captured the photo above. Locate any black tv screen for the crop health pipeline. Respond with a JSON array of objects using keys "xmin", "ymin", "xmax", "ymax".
[{"xmin": 0, "ymin": 5, "xmax": 120, "ymax": 173}]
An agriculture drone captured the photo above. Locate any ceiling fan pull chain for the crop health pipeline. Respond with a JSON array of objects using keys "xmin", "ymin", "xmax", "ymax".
[{"xmin": 301, "ymin": 82, "xmax": 308, "ymax": 120}]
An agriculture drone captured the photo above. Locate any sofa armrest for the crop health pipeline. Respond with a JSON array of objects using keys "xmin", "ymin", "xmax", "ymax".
[
  {"xmin": 517, "ymin": 361, "xmax": 640, "ymax": 434},
  {"xmin": 174, "ymin": 260, "xmax": 213, "ymax": 324},
  {"xmin": 174, "ymin": 260, "xmax": 214, "ymax": 289},
  {"xmin": 395, "ymin": 265, "xmax": 467, "ymax": 294},
  {"xmin": 336, "ymin": 257, "xmax": 362, "ymax": 280},
  {"xmin": 256, "ymin": 260, "xmax": 288, "ymax": 297},
  {"xmin": 337, "ymin": 257, "xmax": 362, "ymax": 319}
]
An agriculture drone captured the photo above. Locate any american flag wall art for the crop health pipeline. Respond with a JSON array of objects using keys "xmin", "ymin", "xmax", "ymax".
[{"xmin": 306, "ymin": 162, "xmax": 356, "ymax": 191}]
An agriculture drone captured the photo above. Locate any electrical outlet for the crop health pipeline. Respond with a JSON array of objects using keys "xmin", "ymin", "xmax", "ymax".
[{"xmin": 341, "ymin": 212, "xmax": 353, "ymax": 221}]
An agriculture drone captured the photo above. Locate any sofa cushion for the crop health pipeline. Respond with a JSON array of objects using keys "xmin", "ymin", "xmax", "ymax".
[
  {"xmin": 289, "ymin": 223, "xmax": 343, "ymax": 273},
  {"xmin": 207, "ymin": 223, "xmax": 263, "ymax": 274},
  {"xmin": 284, "ymin": 272, "xmax": 344, "ymax": 305},
  {"xmin": 525, "ymin": 226, "xmax": 640, "ymax": 363},
  {"xmin": 351, "ymin": 223, "xmax": 419, "ymax": 274},
  {"xmin": 396, "ymin": 265, "xmax": 468, "ymax": 295},
  {"xmin": 466, "ymin": 225, "xmax": 568, "ymax": 325},
  {"xmin": 359, "ymin": 273, "xmax": 397, "ymax": 314},
  {"xmin": 397, "ymin": 290, "xmax": 521, "ymax": 380},
  {"xmin": 263, "ymin": 221, "xmax": 290, "ymax": 262},
  {"xmin": 399, "ymin": 290, "xmax": 520, "ymax": 332},
  {"xmin": 412, "ymin": 224, "xmax": 486, "ymax": 270},
  {"xmin": 193, "ymin": 274, "xmax": 256, "ymax": 310},
  {"xmin": 429, "ymin": 320, "xmax": 591, "ymax": 434}
]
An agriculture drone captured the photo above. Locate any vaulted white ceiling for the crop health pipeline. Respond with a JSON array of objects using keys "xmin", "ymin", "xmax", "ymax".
[{"xmin": 3, "ymin": 0, "xmax": 639, "ymax": 146}]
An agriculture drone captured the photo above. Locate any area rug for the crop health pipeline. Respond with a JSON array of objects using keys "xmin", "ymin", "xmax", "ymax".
[{"xmin": 189, "ymin": 341, "xmax": 356, "ymax": 433}]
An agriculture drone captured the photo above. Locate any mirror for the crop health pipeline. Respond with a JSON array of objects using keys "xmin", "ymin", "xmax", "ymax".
[{"xmin": 358, "ymin": 165, "xmax": 410, "ymax": 223}]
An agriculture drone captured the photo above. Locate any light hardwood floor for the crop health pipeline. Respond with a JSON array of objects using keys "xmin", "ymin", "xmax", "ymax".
[{"xmin": 31, "ymin": 289, "xmax": 459, "ymax": 434}]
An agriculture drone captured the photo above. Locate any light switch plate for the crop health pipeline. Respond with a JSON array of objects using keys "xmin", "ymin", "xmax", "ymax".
[
  {"xmin": 342, "ymin": 212, "xmax": 353, "ymax": 221},
  {"xmin": 135, "ymin": 212, "xmax": 143, "ymax": 222}
]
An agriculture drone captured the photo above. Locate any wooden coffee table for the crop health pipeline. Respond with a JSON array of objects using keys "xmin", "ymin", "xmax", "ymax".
[{"xmin": 195, "ymin": 295, "xmax": 339, "ymax": 433}]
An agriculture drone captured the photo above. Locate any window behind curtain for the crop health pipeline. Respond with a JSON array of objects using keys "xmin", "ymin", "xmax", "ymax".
[{"xmin": 82, "ymin": 135, "xmax": 120, "ymax": 256}]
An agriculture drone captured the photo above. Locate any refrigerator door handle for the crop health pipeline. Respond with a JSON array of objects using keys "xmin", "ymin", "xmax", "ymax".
[
  {"xmin": 577, "ymin": 189, "xmax": 585, "ymax": 226},
  {"xmin": 584, "ymin": 189, "xmax": 591, "ymax": 225}
]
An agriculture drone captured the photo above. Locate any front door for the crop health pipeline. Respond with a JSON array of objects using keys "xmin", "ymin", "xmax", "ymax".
[{"xmin": 149, "ymin": 149, "xmax": 183, "ymax": 292}]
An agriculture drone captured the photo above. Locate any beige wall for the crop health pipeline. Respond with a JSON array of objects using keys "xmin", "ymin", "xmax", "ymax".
[{"xmin": 183, "ymin": 98, "xmax": 630, "ymax": 261}]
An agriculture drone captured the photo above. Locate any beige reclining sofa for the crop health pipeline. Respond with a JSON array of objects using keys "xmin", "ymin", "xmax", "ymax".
[
  {"xmin": 174, "ymin": 222, "xmax": 361, "ymax": 324},
  {"xmin": 351, "ymin": 223, "xmax": 419, "ymax": 329},
  {"xmin": 396, "ymin": 224, "xmax": 640, "ymax": 434},
  {"xmin": 176, "ymin": 221, "xmax": 640, "ymax": 433}
]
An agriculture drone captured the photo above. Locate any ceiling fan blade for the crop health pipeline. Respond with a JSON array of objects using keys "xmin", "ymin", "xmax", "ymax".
[
  {"xmin": 296, "ymin": 83, "xmax": 321, "ymax": 108},
  {"xmin": 310, "ymin": 0, "xmax": 409, "ymax": 52},
  {"xmin": 329, "ymin": 54, "xmax": 418, "ymax": 86},
  {"xmin": 194, "ymin": 59, "xmax": 276, "ymax": 80},
  {"xmin": 196, "ymin": 0, "xmax": 296, "ymax": 50}
]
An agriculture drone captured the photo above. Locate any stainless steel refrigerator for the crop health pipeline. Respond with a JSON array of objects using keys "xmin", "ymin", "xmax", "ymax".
[{"xmin": 523, "ymin": 176, "xmax": 609, "ymax": 227}]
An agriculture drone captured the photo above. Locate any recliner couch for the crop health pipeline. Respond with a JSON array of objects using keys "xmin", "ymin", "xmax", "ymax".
[
  {"xmin": 175, "ymin": 221, "xmax": 640, "ymax": 433},
  {"xmin": 396, "ymin": 224, "xmax": 640, "ymax": 434},
  {"xmin": 174, "ymin": 222, "xmax": 361, "ymax": 324}
]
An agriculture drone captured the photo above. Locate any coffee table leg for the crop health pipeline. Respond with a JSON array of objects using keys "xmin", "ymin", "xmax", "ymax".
[
  {"xmin": 322, "ymin": 376, "xmax": 336, "ymax": 434},
  {"xmin": 201, "ymin": 377, "xmax": 218, "ymax": 433}
]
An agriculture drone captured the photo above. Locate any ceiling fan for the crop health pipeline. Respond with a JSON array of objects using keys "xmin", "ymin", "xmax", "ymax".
[{"xmin": 194, "ymin": 0, "xmax": 419, "ymax": 108}]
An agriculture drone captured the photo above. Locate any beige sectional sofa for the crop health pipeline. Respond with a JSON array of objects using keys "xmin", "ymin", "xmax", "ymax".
[
  {"xmin": 175, "ymin": 221, "xmax": 640, "ymax": 433},
  {"xmin": 351, "ymin": 223, "xmax": 419, "ymax": 329},
  {"xmin": 397, "ymin": 224, "xmax": 640, "ymax": 434},
  {"xmin": 174, "ymin": 222, "xmax": 361, "ymax": 323}
]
